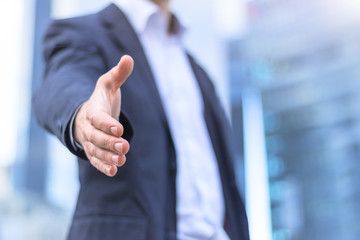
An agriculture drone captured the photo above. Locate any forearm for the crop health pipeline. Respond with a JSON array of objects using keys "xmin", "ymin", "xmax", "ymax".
[
  {"xmin": 33, "ymin": 19, "xmax": 105, "ymax": 151},
  {"xmin": 33, "ymin": 71, "xmax": 94, "ymax": 146}
]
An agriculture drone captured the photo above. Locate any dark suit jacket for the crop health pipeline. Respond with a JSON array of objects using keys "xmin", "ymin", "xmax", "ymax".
[{"xmin": 33, "ymin": 3, "xmax": 249, "ymax": 240}]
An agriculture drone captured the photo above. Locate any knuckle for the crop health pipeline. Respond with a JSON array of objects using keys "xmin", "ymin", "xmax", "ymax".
[
  {"xmin": 103, "ymin": 136, "xmax": 112, "ymax": 148},
  {"xmin": 98, "ymin": 119, "xmax": 106, "ymax": 128},
  {"xmin": 88, "ymin": 132, "xmax": 95, "ymax": 143},
  {"xmin": 87, "ymin": 111, "xmax": 95, "ymax": 125},
  {"xmin": 91, "ymin": 157, "xmax": 108, "ymax": 175},
  {"xmin": 79, "ymin": 131, "xmax": 86, "ymax": 144},
  {"xmin": 84, "ymin": 143, "xmax": 93, "ymax": 158},
  {"xmin": 106, "ymin": 152, "xmax": 115, "ymax": 164},
  {"xmin": 100, "ymin": 164, "xmax": 107, "ymax": 174},
  {"xmin": 89, "ymin": 145, "xmax": 96, "ymax": 157},
  {"xmin": 90, "ymin": 156, "xmax": 99, "ymax": 169}
]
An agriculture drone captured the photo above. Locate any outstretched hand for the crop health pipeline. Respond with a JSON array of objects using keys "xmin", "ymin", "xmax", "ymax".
[{"xmin": 74, "ymin": 55, "xmax": 134, "ymax": 177}]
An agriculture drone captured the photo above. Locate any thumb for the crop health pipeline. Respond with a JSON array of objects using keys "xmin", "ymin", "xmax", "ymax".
[{"xmin": 100, "ymin": 55, "xmax": 134, "ymax": 92}]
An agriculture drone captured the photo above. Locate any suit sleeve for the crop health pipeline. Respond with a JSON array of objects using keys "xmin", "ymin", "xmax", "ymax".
[{"xmin": 33, "ymin": 19, "xmax": 107, "ymax": 159}]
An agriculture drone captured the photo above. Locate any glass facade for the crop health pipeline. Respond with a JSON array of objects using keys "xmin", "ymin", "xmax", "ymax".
[{"xmin": 230, "ymin": 0, "xmax": 360, "ymax": 239}]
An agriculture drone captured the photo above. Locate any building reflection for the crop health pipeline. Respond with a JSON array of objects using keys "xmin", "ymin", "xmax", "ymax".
[{"xmin": 230, "ymin": 0, "xmax": 360, "ymax": 239}]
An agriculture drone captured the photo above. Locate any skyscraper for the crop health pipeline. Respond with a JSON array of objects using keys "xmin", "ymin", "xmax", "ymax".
[{"xmin": 230, "ymin": 0, "xmax": 360, "ymax": 239}]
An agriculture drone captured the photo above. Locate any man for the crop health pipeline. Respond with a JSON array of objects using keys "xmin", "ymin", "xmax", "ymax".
[{"xmin": 33, "ymin": 0, "xmax": 249, "ymax": 239}]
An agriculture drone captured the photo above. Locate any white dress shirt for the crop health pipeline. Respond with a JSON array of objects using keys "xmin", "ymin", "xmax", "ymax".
[{"xmin": 70, "ymin": 0, "xmax": 229, "ymax": 238}]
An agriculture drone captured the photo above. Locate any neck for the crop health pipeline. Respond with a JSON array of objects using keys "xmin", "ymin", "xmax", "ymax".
[
  {"xmin": 151, "ymin": 0, "xmax": 170, "ymax": 16},
  {"xmin": 151, "ymin": 0, "xmax": 176, "ymax": 34}
]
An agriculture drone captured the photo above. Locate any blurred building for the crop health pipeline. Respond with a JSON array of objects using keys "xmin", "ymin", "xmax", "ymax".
[{"xmin": 230, "ymin": 0, "xmax": 360, "ymax": 239}]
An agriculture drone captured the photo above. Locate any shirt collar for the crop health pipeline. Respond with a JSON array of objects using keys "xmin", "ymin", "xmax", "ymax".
[{"xmin": 113, "ymin": 0, "xmax": 186, "ymax": 37}]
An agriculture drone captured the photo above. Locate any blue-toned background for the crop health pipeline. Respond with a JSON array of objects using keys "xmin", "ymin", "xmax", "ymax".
[{"xmin": 1, "ymin": 0, "xmax": 360, "ymax": 239}]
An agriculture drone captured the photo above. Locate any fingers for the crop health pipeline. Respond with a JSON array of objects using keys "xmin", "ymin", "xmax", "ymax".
[
  {"xmin": 99, "ymin": 55, "xmax": 134, "ymax": 93},
  {"xmin": 87, "ymin": 110, "xmax": 124, "ymax": 137},
  {"xmin": 86, "ymin": 127, "xmax": 130, "ymax": 155},
  {"xmin": 88, "ymin": 154, "xmax": 118, "ymax": 177},
  {"xmin": 85, "ymin": 141, "xmax": 127, "ymax": 167},
  {"xmin": 86, "ymin": 143, "xmax": 126, "ymax": 177},
  {"xmin": 82, "ymin": 119, "xmax": 129, "ymax": 177}
]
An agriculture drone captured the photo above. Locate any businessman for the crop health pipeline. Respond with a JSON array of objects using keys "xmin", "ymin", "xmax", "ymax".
[{"xmin": 33, "ymin": 0, "xmax": 249, "ymax": 239}]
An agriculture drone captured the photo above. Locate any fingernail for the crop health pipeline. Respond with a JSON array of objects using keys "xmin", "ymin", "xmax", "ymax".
[
  {"xmin": 107, "ymin": 166, "xmax": 112, "ymax": 175},
  {"xmin": 110, "ymin": 127, "xmax": 118, "ymax": 136},
  {"xmin": 112, "ymin": 155, "xmax": 119, "ymax": 164},
  {"xmin": 115, "ymin": 143, "xmax": 123, "ymax": 153}
]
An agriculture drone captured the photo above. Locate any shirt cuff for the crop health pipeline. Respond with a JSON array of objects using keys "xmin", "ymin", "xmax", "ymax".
[{"xmin": 69, "ymin": 103, "xmax": 84, "ymax": 151}]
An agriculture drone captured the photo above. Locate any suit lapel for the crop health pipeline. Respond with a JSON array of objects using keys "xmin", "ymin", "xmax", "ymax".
[
  {"xmin": 98, "ymin": 3, "xmax": 167, "ymax": 124},
  {"xmin": 187, "ymin": 55, "xmax": 216, "ymax": 116}
]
